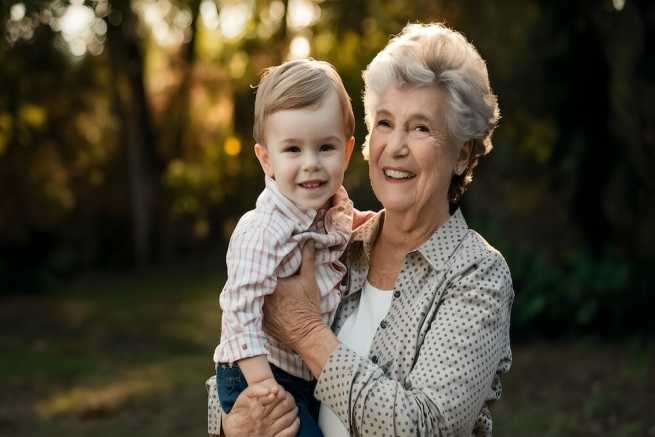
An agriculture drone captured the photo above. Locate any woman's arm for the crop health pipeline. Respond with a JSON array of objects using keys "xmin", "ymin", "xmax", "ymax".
[
  {"xmin": 265, "ymin": 244, "xmax": 513, "ymax": 436},
  {"xmin": 262, "ymin": 241, "xmax": 340, "ymax": 378}
]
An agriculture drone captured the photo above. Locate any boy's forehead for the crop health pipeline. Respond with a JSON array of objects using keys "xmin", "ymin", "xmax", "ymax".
[{"xmin": 265, "ymin": 92, "xmax": 348, "ymax": 137}]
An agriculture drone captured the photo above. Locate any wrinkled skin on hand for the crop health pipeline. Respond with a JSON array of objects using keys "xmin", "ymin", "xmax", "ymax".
[
  {"xmin": 263, "ymin": 241, "xmax": 325, "ymax": 352},
  {"xmin": 222, "ymin": 381, "xmax": 299, "ymax": 437}
]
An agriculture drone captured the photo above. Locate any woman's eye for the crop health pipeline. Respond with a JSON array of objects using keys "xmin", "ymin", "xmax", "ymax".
[
  {"xmin": 414, "ymin": 124, "xmax": 430, "ymax": 133},
  {"xmin": 320, "ymin": 144, "xmax": 336, "ymax": 152},
  {"xmin": 376, "ymin": 119, "xmax": 391, "ymax": 128}
]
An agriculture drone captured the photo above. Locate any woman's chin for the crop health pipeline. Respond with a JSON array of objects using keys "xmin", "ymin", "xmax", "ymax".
[{"xmin": 380, "ymin": 197, "xmax": 416, "ymax": 214}]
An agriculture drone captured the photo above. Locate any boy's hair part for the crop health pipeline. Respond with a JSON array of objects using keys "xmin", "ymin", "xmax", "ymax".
[{"xmin": 253, "ymin": 58, "xmax": 355, "ymax": 145}]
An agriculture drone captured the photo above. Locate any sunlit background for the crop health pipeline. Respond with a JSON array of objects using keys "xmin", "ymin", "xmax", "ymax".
[{"xmin": 1, "ymin": 0, "xmax": 653, "ymax": 436}]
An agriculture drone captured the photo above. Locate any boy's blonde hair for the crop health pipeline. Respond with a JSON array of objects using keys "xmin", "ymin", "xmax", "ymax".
[{"xmin": 253, "ymin": 59, "xmax": 355, "ymax": 145}]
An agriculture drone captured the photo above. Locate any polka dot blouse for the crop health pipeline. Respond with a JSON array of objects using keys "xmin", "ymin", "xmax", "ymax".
[{"xmin": 314, "ymin": 209, "xmax": 513, "ymax": 436}]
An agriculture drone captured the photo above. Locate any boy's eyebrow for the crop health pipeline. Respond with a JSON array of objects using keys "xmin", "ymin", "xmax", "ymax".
[
  {"xmin": 318, "ymin": 135, "xmax": 343, "ymax": 144},
  {"xmin": 280, "ymin": 137, "xmax": 303, "ymax": 144},
  {"xmin": 280, "ymin": 136, "xmax": 343, "ymax": 144}
]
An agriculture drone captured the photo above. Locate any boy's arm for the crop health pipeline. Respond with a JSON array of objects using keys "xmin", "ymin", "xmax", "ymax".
[
  {"xmin": 217, "ymin": 216, "xmax": 291, "ymax": 364},
  {"xmin": 238, "ymin": 355, "xmax": 277, "ymax": 388}
]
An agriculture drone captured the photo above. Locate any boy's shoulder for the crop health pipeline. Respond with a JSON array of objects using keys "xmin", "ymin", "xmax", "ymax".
[{"xmin": 229, "ymin": 204, "xmax": 294, "ymax": 245}]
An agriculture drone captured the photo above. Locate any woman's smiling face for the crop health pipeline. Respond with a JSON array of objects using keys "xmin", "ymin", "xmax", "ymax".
[{"xmin": 368, "ymin": 85, "xmax": 461, "ymax": 216}]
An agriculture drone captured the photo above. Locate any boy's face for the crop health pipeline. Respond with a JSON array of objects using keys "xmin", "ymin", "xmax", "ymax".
[{"xmin": 254, "ymin": 91, "xmax": 355, "ymax": 210}]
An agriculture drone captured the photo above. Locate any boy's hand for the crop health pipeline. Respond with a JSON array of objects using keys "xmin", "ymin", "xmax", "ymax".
[{"xmin": 256, "ymin": 377, "xmax": 282, "ymax": 397}]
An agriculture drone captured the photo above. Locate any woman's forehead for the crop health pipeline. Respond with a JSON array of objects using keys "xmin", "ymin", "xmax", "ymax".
[{"xmin": 376, "ymin": 86, "xmax": 447, "ymax": 122}]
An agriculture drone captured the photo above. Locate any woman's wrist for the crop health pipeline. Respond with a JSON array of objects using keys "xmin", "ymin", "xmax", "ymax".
[{"xmin": 295, "ymin": 322, "xmax": 339, "ymax": 378}]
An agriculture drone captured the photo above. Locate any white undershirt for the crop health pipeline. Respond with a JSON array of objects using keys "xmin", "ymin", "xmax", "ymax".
[{"xmin": 318, "ymin": 281, "xmax": 393, "ymax": 437}]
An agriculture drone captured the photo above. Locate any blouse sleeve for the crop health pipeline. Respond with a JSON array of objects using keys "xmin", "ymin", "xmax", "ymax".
[{"xmin": 314, "ymin": 251, "xmax": 514, "ymax": 436}]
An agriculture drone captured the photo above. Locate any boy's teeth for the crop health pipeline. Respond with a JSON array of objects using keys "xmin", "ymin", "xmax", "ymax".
[
  {"xmin": 300, "ymin": 181, "xmax": 322, "ymax": 188},
  {"xmin": 384, "ymin": 169, "xmax": 414, "ymax": 179}
]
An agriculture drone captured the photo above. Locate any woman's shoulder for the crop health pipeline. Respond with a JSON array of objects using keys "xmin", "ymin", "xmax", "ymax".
[{"xmin": 451, "ymin": 228, "xmax": 512, "ymax": 281}]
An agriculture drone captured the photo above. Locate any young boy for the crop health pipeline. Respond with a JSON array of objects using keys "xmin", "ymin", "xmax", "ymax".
[{"xmin": 213, "ymin": 59, "xmax": 356, "ymax": 437}]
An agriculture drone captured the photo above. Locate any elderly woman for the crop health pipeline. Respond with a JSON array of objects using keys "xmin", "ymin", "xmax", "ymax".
[{"xmin": 208, "ymin": 22, "xmax": 513, "ymax": 436}]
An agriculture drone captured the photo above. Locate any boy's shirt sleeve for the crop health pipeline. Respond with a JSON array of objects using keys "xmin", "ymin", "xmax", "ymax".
[{"xmin": 216, "ymin": 213, "xmax": 291, "ymax": 363}]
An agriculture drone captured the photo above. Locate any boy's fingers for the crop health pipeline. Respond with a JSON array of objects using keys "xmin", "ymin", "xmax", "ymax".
[
  {"xmin": 259, "ymin": 386, "xmax": 286, "ymax": 407},
  {"xmin": 244, "ymin": 384, "xmax": 270, "ymax": 399}
]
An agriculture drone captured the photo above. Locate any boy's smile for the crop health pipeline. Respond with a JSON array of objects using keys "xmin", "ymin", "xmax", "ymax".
[{"xmin": 254, "ymin": 90, "xmax": 355, "ymax": 210}]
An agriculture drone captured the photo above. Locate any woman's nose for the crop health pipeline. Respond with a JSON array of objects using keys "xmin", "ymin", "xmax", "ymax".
[{"xmin": 387, "ymin": 129, "xmax": 409, "ymax": 157}]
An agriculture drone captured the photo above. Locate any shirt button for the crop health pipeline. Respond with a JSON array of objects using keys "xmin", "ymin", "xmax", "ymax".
[
  {"xmin": 380, "ymin": 320, "xmax": 387, "ymax": 329},
  {"xmin": 371, "ymin": 355, "xmax": 379, "ymax": 364},
  {"xmin": 393, "ymin": 290, "xmax": 401, "ymax": 298}
]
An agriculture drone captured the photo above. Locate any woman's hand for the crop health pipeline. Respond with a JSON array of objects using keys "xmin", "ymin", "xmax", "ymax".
[
  {"xmin": 263, "ymin": 241, "xmax": 324, "ymax": 351},
  {"xmin": 263, "ymin": 241, "xmax": 341, "ymax": 378},
  {"xmin": 222, "ymin": 382, "xmax": 299, "ymax": 437}
]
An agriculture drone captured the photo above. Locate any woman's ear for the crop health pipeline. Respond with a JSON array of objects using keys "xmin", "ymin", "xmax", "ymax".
[
  {"xmin": 455, "ymin": 140, "xmax": 473, "ymax": 175},
  {"xmin": 254, "ymin": 143, "xmax": 274, "ymax": 177},
  {"xmin": 343, "ymin": 136, "xmax": 356, "ymax": 166}
]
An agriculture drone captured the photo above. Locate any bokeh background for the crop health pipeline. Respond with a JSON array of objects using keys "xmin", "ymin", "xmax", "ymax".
[{"xmin": 1, "ymin": 0, "xmax": 653, "ymax": 435}]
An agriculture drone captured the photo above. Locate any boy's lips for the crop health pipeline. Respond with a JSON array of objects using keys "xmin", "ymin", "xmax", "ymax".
[{"xmin": 297, "ymin": 180, "xmax": 327, "ymax": 189}]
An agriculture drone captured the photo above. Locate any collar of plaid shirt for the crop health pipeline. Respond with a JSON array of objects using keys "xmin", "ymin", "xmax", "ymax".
[{"xmin": 261, "ymin": 175, "xmax": 352, "ymax": 235}]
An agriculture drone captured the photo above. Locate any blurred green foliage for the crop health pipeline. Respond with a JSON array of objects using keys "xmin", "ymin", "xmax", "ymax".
[{"xmin": 0, "ymin": 0, "xmax": 653, "ymax": 336}]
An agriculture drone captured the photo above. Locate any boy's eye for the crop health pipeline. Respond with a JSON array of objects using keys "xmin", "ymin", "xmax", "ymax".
[
  {"xmin": 284, "ymin": 146, "xmax": 301, "ymax": 153},
  {"xmin": 376, "ymin": 119, "xmax": 391, "ymax": 128},
  {"xmin": 320, "ymin": 144, "xmax": 336, "ymax": 152}
]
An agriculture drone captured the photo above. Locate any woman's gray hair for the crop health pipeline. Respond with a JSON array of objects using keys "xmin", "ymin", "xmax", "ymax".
[{"xmin": 362, "ymin": 23, "xmax": 500, "ymax": 207}]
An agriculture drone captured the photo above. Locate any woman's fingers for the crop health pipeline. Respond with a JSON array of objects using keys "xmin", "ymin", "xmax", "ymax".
[
  {"xmin": 267, "ymin": 388, "xmax": 296, "ymax": 421},
  {"xmin": 299, "ymin": 240, "xmax": 316, "ymax": 279},
  {"xmin": 259, "ymin": 387, "xmax": 299, "ymax": 437},
  {"xmin": 275, "ymin": 417, "xmax": 300, "ymax": 437}
]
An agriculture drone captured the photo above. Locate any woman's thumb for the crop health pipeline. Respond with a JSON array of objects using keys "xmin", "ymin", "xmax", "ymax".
[{"xmin": 300, "ymin": 240, "xmax": 316, "ymax": 278}]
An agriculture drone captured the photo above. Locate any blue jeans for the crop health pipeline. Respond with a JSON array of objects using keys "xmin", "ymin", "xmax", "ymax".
[{"xmin": 216, "ymin": 363, "xmax": 323, "ymax": 437}]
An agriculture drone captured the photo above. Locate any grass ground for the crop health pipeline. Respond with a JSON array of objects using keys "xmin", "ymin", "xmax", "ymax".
[{"xmin": 1, "ymin": 265, "xmax": 653, "ymax": 436}]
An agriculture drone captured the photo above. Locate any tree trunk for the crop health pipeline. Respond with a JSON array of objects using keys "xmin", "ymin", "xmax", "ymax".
[{"xmin": 106, "ymin": 0, "xmax": 157, "ymax": 267}]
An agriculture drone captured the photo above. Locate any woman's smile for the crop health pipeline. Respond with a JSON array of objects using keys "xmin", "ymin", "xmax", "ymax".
[{"xmin": 382, "ymin": 167, "xmax": 416, "ymax": 182}]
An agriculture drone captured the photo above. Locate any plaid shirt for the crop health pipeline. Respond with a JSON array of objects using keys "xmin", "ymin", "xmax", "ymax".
[{"xmin": 213, "ymin": 176, "xmax": 353, "ymax": 380}]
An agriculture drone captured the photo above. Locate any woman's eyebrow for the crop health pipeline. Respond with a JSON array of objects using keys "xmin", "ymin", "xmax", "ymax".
[
  {"xmin": 375, "ymin": 108, "xmax": 393, "ymax": 118},
  {"xmin": 407, "ymin": 113, "xmax": 433, "ymax": 124}
]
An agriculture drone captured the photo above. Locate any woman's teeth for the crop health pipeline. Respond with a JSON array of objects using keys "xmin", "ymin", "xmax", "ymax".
[{"xmin": 384, "ymin": 169, "xmax": 415, "ymax": 179}]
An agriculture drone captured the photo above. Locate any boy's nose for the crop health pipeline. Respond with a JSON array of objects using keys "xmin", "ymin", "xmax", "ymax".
[{"xmin": 302, "ymin": 152, "xmax": 320, "ymax": 172}]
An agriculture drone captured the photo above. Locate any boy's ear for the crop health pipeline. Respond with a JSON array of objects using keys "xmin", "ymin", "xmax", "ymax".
[
  {"xmin": 254, "ymin": 143, "xmax": 274, "ymax": 177},
  {"xmin": 343, "ymin": 136, "xmax": 356, "ymax": 166}
]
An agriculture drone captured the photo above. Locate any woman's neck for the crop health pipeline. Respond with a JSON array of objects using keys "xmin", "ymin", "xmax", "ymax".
[{"xmin": 379, "ymin": 202, "xmax": 450, "ymax": 254}]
